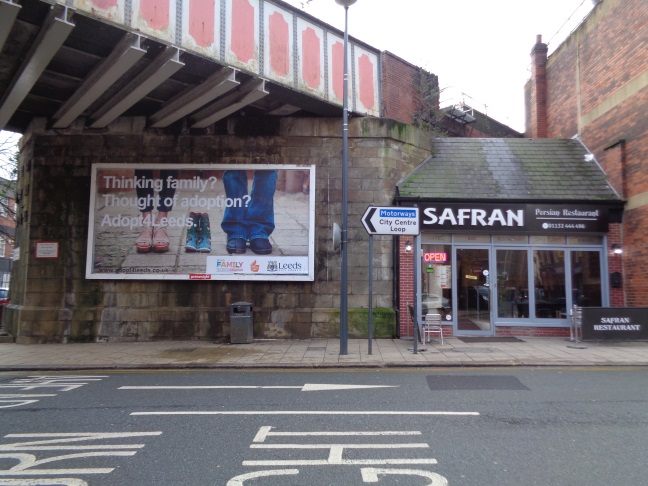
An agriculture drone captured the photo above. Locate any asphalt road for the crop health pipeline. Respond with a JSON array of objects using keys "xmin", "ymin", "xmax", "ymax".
[{"xmin": 1, "ymin": 367, "xmax": 647, "ymax": 485}]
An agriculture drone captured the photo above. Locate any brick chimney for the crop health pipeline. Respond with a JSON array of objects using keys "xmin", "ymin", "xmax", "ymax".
[{"xmin": 528, "ymin": 34, "xmax": 548, "ymax": 138}]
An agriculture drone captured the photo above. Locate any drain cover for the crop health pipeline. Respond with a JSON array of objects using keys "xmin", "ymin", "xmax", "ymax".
[
  {"xmin": 427, "ymin": 375, "xmax": 530, "ymax": 391},
  {"xmin": 451, "ymin": 347, "xmax": 493, "ymax": 353}
]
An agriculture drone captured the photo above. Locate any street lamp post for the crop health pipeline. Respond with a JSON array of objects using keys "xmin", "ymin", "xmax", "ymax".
[{"xmin": 335, "ymin": 0, "xmax": 356, "ymax": 355}]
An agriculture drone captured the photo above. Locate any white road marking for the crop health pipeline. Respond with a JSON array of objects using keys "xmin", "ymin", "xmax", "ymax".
[
  {"xmin": 362, "ymin": 467, "xmax": 448, "ymax": 485},
  {"xmin": 13, "ymin": 376, "xmax": 108, "ymax": 380},
  {"xmin": 0, "ymin": 395, "xmax": 57, "ymax": 398},
  {"xmin": 253, "ymin": 428, "xmax": 422, "ymax": 442},
  {"xmin": 0, "ymin": 432, "xmax": 162, "ymax": 476},
  {"xmin": 0, "ymin": 401, "xmax": 40, "ymax": 409},
  {"xmin": 226, "ymin": 469, "xmax": 299, "ymax": 485},
  {"xmin": 251, "ymin": 443, "xmax": 430, "ymax": 449},
  {"xmin": 243, "ymin": 458, "xmax": 439, "ymax": 466},
  {"xmin": 245, "ymin": 442, "xmax": 438, "ymax": 466},
  {"xmin": 0, "ymin": 479, "xmax": 88, "ymax": 485},
  {"xmin": 240, "ymin": 426, "xmax": 446, "ymax": 473},
  {"xmin": 119, "ymin": 384, "xmax": 398, "ymax": 392},
  {"xmin": 132, "ymin": 410, "xmax": 479, "ymax": 416},
  {"xmin": 0, "ymin": 432, "xmax": 161, "ymax": 451},
  {"xmin": 0, "ymin": 385, "xmax": 84, "ymax": 392},
  {"xmin": 0, "ymin": 376, "xmax": 108, "ymax": 393},
  {"xmin": 0, "ymin": 395, "xmax": 56, "ymax": 410}
]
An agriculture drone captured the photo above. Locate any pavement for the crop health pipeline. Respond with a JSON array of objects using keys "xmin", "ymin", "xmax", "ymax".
[{"xmin": 1, "ymin": 337, "xmax": 648, "ymax": 371}]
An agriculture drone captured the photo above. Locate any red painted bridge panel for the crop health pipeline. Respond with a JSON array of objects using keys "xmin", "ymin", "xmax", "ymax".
[
  {"xmin": 231, "ymin": 0, "xmax": 255, "ymax": 63},
  {"xmin": 189, "ymin": 0, "xmax": 216, "ymax": 48},
  {"xmin": 302, "ymin": 27, "xmax": 321, "ymax": 90},
  {"xmin": 269, "ymin": 11, "xmax": 290, "ymax": 78},
  {"xmin": 140, "ymin": 0, "xmax": 169, "ymax": 30}
]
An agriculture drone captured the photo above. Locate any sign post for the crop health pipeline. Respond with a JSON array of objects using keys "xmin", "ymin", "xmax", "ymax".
[{"xmin": 362, "ymin": 206, "xmax": 420, "ymax": 353}]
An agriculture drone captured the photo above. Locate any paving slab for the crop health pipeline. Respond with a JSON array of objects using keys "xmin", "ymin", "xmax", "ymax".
[{"xmin": 1, "ymin": 337, "xmax": 648, "ymax": 371}]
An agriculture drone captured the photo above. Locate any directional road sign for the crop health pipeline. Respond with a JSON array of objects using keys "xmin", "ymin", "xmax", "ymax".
[{"xmin": 361, "ymin": 206, "xmax": 420, "ymax": 235}]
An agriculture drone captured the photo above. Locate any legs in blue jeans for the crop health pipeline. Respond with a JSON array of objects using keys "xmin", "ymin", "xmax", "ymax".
[{"xmin": 221, "ymin": 170, "xmax": 277, "ymax": 254}]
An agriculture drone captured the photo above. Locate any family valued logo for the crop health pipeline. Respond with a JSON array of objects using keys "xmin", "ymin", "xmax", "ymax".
[{"xmin": 213, "ymin": 260, "xmax": 244, "ymax": 272}]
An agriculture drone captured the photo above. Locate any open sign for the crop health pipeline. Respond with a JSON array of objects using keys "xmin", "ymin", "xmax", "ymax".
[{"xmin": 423, "ymin": 252, "xmax": 447, "ymax": 262}]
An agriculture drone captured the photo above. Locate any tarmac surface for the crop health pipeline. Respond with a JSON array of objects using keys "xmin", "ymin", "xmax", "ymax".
[{"xmin": 1, "ymin": 336, "xmax": 648, "ymax": 371}]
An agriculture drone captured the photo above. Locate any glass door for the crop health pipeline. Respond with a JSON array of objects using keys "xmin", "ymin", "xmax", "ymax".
[
  {"xmin": 496, "ymin": 249, "xmax": 529, "ymax": 319},
  {"xmin": 455, "ymin": 248, "xmax": 493, "ymax": 335}
]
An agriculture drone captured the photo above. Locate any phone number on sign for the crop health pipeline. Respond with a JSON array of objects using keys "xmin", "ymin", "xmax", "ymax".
[{"xmin": 542, "ymin": 223, "xmax": 586, "ymax": 230}]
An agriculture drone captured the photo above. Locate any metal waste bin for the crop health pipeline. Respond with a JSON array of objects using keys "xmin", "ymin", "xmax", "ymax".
[{"xmin": 230, "ymin": 302, "xmax": 253, "ymax": 344}]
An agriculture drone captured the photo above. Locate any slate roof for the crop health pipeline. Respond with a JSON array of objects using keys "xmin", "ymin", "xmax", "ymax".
[{"xmin": 396, "ymin": 138, "xmax": 623, "ymax": 202}]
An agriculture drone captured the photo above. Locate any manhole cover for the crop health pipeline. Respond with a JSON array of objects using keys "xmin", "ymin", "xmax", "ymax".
[
  {"xmin": 427, "ymin": 375, "xmax": 530, "ymax": 391},
  {"xmin": 166, "ymin": 347, "xmax": 199, "ymax": 353},
  {"xmin": 451, "ymin": 347, "xmax": 493, "ymax": 353}
]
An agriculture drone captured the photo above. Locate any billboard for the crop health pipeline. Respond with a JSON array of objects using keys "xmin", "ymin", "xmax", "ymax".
[{"xmin": 86, "ymin": 164, "xmax": 315, "ymax": 281}]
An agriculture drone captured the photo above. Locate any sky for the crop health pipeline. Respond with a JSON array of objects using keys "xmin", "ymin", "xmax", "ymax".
[{"xmin": 282, "ymin": 0, "xmax": 595, "ymax": 133}]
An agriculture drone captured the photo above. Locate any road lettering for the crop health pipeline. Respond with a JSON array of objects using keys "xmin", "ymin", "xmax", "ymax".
[
  {"xmin": 0, "ymin": 376, "xmax": 108, "ymax": 409},
  {"xmin": 0, "ymin": 432, "xmax": 161, "ymax": 480},
  {"xmin": 230, "ymin": 426, "xmax": 448, "ymax": 484}
]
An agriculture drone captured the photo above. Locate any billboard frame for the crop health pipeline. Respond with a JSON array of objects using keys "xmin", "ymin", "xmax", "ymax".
[{"xmin": 86, "ymin": 163, "xmax": 316, "ymax": 281}]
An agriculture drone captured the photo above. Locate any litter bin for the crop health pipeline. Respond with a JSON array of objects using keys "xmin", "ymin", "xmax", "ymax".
[{"xmin": 230, "ymin": 302, "xmax": 253, "ymax": 344}]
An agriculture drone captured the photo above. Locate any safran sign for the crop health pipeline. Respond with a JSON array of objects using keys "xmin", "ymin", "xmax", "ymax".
[
  {"xmin": 420, "ymin": 203, "xmax": 609, "ymax": 234},
  {"xmin": 581, "ymin": 308, "xmax": 648, "ymax": 341},
  {"xmin": 86, "ymin": 163, "xmax": 315, "ymax": 281}
]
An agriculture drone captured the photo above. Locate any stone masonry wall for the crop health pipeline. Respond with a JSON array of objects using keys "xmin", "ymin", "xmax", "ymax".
[{"xmin": 7, "ymin": 117, "xmax": 432, "ymax": 343}]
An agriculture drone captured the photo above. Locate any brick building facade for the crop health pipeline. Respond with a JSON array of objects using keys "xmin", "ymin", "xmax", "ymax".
[{"xmin": 525, "ymin": 0, "xmax": 648, "ymax": 306}]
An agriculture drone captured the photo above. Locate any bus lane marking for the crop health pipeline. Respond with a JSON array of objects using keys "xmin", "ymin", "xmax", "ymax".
[
  {"xmin": 229, "ymin": 426, "xmax": 450, "ymax": 484},
  {"xmin": 244, "ymin": 426, "xmax": 438, "ymax": 467},
  {"xmin": 0, "ymin": 432, "xmax": 161, "ymax": 476},
  {"xmin": 0, "ymin": 376, "xmax": 108, "ymax": 409}
]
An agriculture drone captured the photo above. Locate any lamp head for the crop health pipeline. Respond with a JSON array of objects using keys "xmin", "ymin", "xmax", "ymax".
[
  {"xmin": 612, "ymin": 244, "xmax": 623, "ymax": 255},
  {"xmin": 405, "ymin": 241, "xmax": 412, "ymax": 252},
  {"xmin": 335, "ymin": 0, "xmax": 358, "ymax": 7}
]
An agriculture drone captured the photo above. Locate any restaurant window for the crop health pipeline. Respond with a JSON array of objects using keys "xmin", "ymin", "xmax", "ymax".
[
  {"xmin": 533, "ymin": 250, "xmax": 566, "ymax": 319},
  {"xmin": 496, "ymin": 249, "xmax": 529, "ymax": 318},
  {"xmin": 421, "ymin": 244, "xmax": 452, "ymax": 321},
  {"xmin": 571, "ymin": 251, "xmax": 602, "ymax": 307}
]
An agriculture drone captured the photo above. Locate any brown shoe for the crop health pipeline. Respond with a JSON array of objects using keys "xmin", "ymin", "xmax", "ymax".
[
  {"xmin": 136, "ymin": 226, "xmax": 153, "ymax": 253},
  {"xmin": 152, "ymin": 226, "xmax": 170, "ymax": 253}
]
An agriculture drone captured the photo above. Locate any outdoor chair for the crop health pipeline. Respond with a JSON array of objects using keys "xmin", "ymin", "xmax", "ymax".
[
  {"xmin": 424, "ymin": 313, "xmax": 444, "ymax": 345},
  {"xmin": 408, "ymin": 304, "xmax": 444, "ymax": 345}
]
